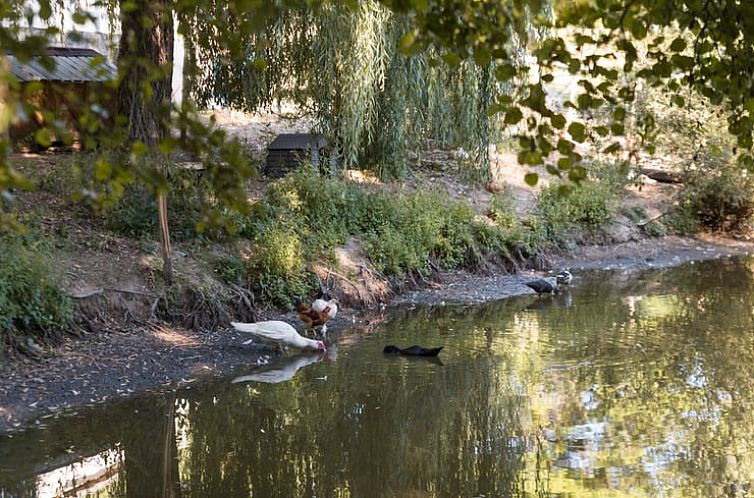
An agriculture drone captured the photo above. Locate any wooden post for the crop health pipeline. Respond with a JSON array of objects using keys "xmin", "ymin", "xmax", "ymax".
[
  {"xmin": 0, "ymin": 53, "xmax": 10, "ymax": 142},
  {"xmin": 157, "ymin": 192, "xmax": 173, "ymax": 284}
]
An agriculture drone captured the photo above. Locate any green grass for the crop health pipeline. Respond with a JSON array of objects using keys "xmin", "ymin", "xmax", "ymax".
[
  {"xmin": 243, "ymin": 169, "xmax": 526, "ymax": 306},
  {"xmin": 0, "ymin": 234, "xmax": 72, "ymax": 356},
  {"xmin": 535, "ymin": 180, "xmax": 617, "ymax": 246}
]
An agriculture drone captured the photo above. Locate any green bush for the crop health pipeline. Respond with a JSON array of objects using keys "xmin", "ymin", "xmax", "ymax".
[
  {"xmin": 536, "ymin": 181, "xmax": 616, "ymax": 245},
  {"xmin": 677, "ymin": 148, "xmax": 754, "ymax": 232},
  {"xmin": 246, "ymin": 224, "xmax": 315, "ymax": 307},
  {"xmin": 643, "ymin": 219, "xmax": 668, "ymax": 237},
  {"xmin": 0, "ymin": 236, "xmax": 72, "ymax": 353},
  {"xmin": 102, "ymin": 169, "xmax": 212, "ymax": 240},
  {"xmin": 208, "ymin": 254, "xmax": 245, "ymax": 285},
  {"xmin": 244, "ymin": 169, "xmax": 524, "ymax": 303},
  {"xmin": 487, "ymin": 191, "xmax": 519, "ymax": 230}
]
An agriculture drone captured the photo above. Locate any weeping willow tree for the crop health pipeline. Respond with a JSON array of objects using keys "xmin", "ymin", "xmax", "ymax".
[{"xmin": 183, "ymin": 1, "xmax": 521, "ymax": 179}]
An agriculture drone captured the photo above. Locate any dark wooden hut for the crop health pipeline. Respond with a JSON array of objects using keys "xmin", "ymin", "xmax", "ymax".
[
  {"xmin": 5, "ymin": 46, "xmax": 117, "ymax": 147},
  {"xmin": 264, "ymin": 133, "xmax": 326, "ymax": 177}
]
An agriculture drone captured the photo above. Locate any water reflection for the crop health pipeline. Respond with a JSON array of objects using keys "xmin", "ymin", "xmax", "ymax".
[
  {"xmin": 231, "ymin": 352, "xmax": 326, "ymax": 384},
  {"xmin": 3, "ymin": 257, "xmax": 754, "ymax": 497}
]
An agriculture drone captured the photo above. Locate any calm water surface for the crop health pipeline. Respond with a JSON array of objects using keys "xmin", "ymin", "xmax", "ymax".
[{"xmin": 3, "ymin": 258, "xmax": 754, "ymax": 497}]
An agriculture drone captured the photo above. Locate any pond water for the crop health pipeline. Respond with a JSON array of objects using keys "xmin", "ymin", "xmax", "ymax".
[{"xmin": 3, "ymin": 257, "xmax": 754, "ymax": 497}]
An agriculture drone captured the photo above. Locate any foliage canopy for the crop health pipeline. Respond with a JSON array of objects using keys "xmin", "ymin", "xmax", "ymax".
[{"xmin": 1, "ymin": 0, "xmax": 753, "ymax": 219}]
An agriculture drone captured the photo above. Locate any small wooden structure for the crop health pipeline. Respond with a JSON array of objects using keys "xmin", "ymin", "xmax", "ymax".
[
  {"xmin": 5, "ymin": 46, "xmax": 117, "ymax": 146},
  {"xmin": 264, "ymin": 133, "xmax": 326, "ymax": 177}
]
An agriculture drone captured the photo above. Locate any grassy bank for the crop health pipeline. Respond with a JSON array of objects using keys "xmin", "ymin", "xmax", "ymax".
[
  {"xmin": 0, "ymin": 233, "xmax": 72, "ymax": 359},
  {"xmin": 4, "ymin": 134, "xmax": 754, "ymax": 358}
]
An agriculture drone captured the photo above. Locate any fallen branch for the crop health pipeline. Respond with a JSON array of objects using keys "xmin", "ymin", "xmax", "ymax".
[
  {"xmin": 69, "ymin": 288, "xmax": 104, "ymax": 299},
  {"xmin": 637, "ymin": 211, "xmax": 670, "ymax": 227},
  {"xmin": 68, "ymin": 287, "xmax": 154, "ymax": 299}
]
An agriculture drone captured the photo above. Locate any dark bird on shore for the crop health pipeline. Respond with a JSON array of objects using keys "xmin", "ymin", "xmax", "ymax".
[
  {"xmin": 555, "ymin": 270, "xmax": 573, "ymax": 285},
  {"xmin": 383, "ymin": 345, "xmax": 443, "ymax": 357},
  {"xmin": 524, "ymin": 278, "xmax": 559, "ymax": 295}
]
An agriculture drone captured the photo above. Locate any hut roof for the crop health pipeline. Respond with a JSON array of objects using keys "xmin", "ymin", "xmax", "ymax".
[
  {"xmin": 268, "ymin": 133, "xmax": 326, "ymax": 151},
  {"xmin": 7, "ymin": 46, "xmax": 117, "ymax": 83}
]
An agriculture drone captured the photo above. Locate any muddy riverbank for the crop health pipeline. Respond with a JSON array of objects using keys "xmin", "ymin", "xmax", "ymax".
[{"xmin": 1, "ymin": 234, "xmax": 753, "ymax": 433}]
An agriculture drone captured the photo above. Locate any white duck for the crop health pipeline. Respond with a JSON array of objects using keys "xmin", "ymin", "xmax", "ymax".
[
  {"xmin": 231, "ymin": 320, "xmax": 326, "ymax": 352},
  {"xmin": 311, "ymin": 298, "xmax": 339, "ymax": 335}
]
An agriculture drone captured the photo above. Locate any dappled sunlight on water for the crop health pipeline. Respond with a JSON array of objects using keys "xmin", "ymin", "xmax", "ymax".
[{"xmin": 3, "ymin": 257, "xmax": 754, "ymax": 497}]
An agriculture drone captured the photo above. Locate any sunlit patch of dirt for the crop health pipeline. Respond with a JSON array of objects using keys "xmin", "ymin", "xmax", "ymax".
[
  {"xmin": 202, "ymin": 106, "xmax": 315, "ymax": 158},
  {"xmin": 152, "ymin": 326, "xmax": 201, "ymax": 347},
  {"xmin": 344, "ymin": 169, "xmax": 381, "ymax": 184}
]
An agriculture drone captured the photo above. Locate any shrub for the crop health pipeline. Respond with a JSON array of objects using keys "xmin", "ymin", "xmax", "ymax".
[
  {"xmin": 245, "ymin": 170, "xmax": 522, "ymax": 302},
  {"xmin": 487, "ymin": 190, "xmax": 519, "ymax": 230},
  {"xmin": 643, "ymin": 219, "xmax": 668, "ymax": 237},
  {"xmin": 245, "ymin": 224, "xmax": 314, "ymax": 308},
  {"xmin": 536, "ymin": 181, "xmax": 616, "ymax": 245},
  {"xmin": 208, "ymin": 254, "xmax": 245, "ymax": 285},
  {"xmin": 102, "ymin": 169, "xmax": 212, "ymax": 240},
  {"xmin": 0, "ymin": 236, "xmax": 72, "ymax": 354},
  {"xmin": 675, "ymin": 146, "xmax": 754, "ymax": 232}
]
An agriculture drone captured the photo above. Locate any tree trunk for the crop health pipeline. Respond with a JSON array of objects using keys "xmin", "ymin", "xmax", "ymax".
[
  {"xmin": 117, "ymin": 0, "xmax": 174, "ymax": 143},
  {"xmin": 117, "ymin": 0, "xmax": 175, "ymax": 284}
]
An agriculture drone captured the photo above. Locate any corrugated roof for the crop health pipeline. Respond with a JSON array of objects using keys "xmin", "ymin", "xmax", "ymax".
[
  {"xmin": 268, "ymin": 133, "xmax": 326, "ymax": 150},
  {"xmin": 7, "ymin": 46, "xmax": 116, "ymax": 83}
]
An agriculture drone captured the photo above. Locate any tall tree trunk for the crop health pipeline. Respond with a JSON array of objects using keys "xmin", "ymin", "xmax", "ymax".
[
  {"xmin": 117, "ymin": 0, "xmax": 175, "ymax": 284},
  {"xmin": 0, "ymin": 54, "xmax": 9, "ymax": 141}
]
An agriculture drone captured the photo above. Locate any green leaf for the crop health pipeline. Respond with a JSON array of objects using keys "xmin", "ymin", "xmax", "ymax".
[
  {"xmin": 568, "ymin": 166, "xmax": 587, "ymax": 182},
  {"xmin": 524, "ymin": 173, "xmax": 539, "ymax": 186},
  {"xmin": 551, "ymin": 114, "xmax": 566, "ymax": 129},
  {"xmin": 487, "ymin": 103, "xmax": 505, "ymax": 116},
  {"xmin": 495, "ymin": 64, "xmax": 517, "ymax": 81},
  {"xmin": 72, "ymin": 11, "xmax": 88, "ymax": 25},
  {"xmin": 577, "ymin": 94, "xmax": 592, "ymax": 110},
  {"xmin": 504, "ymin": 108, "xmax": 523, "ymax": 125},
  {"xmin": 557, "ymin": 157, "xmax": 573, "ymax": 170},
  {"xmin": 568, "ymin": 122, "xmax": 587, "ymax": 142},
  {"xmin": 94, "ymin": 159, "xmax": 113, "ymax": 181},
  {"xmin": 34, "ymin": 128, "xmax": 52, "ymax": 147},
  {"xmin": 441, "ymin": 53, "xmax": 461, "ymax": 66},
  {"xmin": 131, "ymin": 140, "xmax": 149, "ymax": 157},
  {"xmin": 671, "ymin": 95, "xmax": 685, "ymax": 107},
  {"xmin": 399, "ymin": 31, "xmax": 419, "ymax": 53},
  {"xmin": 602, "ymin": 142, "xmax": 621, "ymax": 154},
  {"xmin": 669, "ymin": 37, "xmax": 687, "ymax": 52},
  {"xmin": 473, "ymin": 48, "xmax": 491, "ymax": 67},
  {"xmin": 557, "ymin": 139, "xmax": 574, "ymax": 154},
  {"xmin": 39, "ymin": 1, "xmax": 52, "ymax": 20}
]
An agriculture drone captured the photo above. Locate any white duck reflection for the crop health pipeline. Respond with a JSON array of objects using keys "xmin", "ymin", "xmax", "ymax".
[{"xmin": 231, "ymin": 348, "xmax": 334, "ymax": 385}]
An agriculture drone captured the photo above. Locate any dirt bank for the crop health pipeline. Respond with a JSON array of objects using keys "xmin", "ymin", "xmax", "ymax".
[
  {"xmin": 397, "ymin": 235, "xmax": 754, "ymax": 305},
  {"xmin": 2, "ymin": 234, "xmax": 753, "ymax": 433}
]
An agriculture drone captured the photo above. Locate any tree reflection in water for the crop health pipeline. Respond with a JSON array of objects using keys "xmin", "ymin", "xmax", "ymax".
[{"xmin": 2, "ymin": 257, "xmax": 754, "ymax": 497}]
